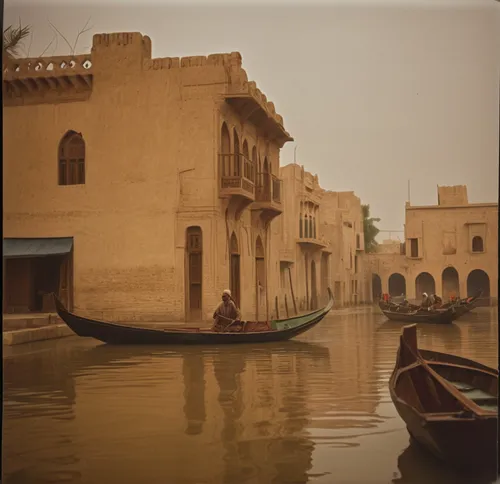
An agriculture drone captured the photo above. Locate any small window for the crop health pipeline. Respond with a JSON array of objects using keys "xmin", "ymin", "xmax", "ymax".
[
  {"xmin": 59, "ymin": 131, "xmax": 85, "ymax": 185},
  {"xmin": 409, "ymin": 238, "xmax": 419, "ymax": 258},
  {"xmin": 472, "ymin": 236, "xmax": 484, "ymax": 253},
  {"xmin": 356, "ymin": 234, "xmax": 361, "ymax": 249}
]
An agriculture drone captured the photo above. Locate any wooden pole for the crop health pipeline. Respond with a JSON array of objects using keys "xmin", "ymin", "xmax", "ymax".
[
  {"xmin": 288, "ymin": 266, "xmax": 298, "ymax": 315},
  {"xmin": 284, "ymin": 294, "xmax": 289, "ymax": 318},
  {"xmin": 275, "ymin": 295, "xmax": 279, "ymax": 320}
]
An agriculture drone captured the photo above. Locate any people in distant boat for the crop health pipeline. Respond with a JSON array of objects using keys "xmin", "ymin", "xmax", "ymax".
[
  {"xmin": 382, "ymin": 293, "xmax": 390, "ymax": 303},
  {"xmin": 212, "ymin": 289, "xmax": 241, "ymax": 331},
  {"xmin": 421, "ymin": 292, "xmax": 432, "ymax": 309},
  {"xmin": 430, "ymin": 294, "xmax": 443, "ymax": 309}
]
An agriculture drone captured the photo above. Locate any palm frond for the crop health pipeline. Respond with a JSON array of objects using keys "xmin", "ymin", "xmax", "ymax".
[{"xmin": 3, "ymin": 22, "xmax": 31, "ymax": 58}]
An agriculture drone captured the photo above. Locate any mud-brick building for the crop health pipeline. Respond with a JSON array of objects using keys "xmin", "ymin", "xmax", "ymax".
[
  {"xmin": 276, "ymin": 164, "xmax": 369, "ymax": 311},
  {"xmin": 3, "ymin": 32, "xmax": 293, "ymax": 322},
  {"xmin": 367, "ymin": 185, "xmax": 498, "ymax": 305}
]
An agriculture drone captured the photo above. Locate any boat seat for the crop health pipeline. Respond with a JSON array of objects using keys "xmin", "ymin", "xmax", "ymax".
[
  {"xmin": 450, "ymin": 381, "xmax": 474, "ymax": 392},
  {"xmin": 449, "ymin": 381, "xmax": 497, "ymax": 406}
]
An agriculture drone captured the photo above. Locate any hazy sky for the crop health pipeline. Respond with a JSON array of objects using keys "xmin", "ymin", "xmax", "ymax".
[{"xmin": 5, "ymin": 0, "xmax": 500, "ymax": 239}]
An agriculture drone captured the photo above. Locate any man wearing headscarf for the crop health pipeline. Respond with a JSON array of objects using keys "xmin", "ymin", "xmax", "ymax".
[
  {"xmin": 421, "ymin": 292, "xmax": 432, "ymax": 309},
  {"xmin": 212, "ymin": 289, "xmax": 241, "ymax": 331}
]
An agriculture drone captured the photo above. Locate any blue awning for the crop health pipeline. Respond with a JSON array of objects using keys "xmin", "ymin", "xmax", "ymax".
[{"xmin": 3, "ymin": 238, "xmax": 73, "ymax": 258}]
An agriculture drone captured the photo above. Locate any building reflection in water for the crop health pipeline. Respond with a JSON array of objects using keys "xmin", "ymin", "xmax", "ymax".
[
  {"xmin": 211, "ymin": 342, "xmax": 331, "ymax": 484},
  {"xmin": 2, "ymin": 307, "xmax": 497, "ymax": 484},
  {"xmin": 182, "ymin": 351, "xmax": 206, "ymax": 436},
  {"xmin": 3, "ymin": 343, "xmax": 81, "ymax": 484}
]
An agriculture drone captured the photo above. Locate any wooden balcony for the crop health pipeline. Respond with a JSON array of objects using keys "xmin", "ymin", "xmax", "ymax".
[
  {"xmin": 297, "ymin": 237, "xmax": 327, "ymax": 250},
  {"xmin": 251, "ymin": 172, "xmax": 283, "ymax": 221},
  {"xmin": 219, "ymin": 153, "xmax": 256, "ymax": 201}
]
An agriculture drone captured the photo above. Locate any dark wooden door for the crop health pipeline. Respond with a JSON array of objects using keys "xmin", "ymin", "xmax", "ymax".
[
  {"xmin": 187, "ymin": 227, "xmax": 203, "ymax": 321},
  {"xmin": 230, "ymin": 254, "xmax": 240, "ymax": 308}
]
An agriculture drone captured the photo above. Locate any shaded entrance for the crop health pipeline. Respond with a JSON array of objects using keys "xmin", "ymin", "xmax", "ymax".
[
  {"xmin": 186, "ymin": 227, "xmax": 203, "ymax": 321},
  {"xmin": 467, "ymin": 269, "xmax": 490, "ymax": 305},
  {"xmin": 3, "ymin": 237, "xmax": 73, "ymax": 313},
  {"xmin": 415, "ymin": 272, "xmax": 436, "ymax": 297},
  {"xmin": 442, "ymin": 266, "xmax": 460, "ymax": 299},
  {"xmin": 320, "ymin": 252, "xmax": 330, "ymax": 305},
  {"xmin": 372, "ymin": 274, "xmax": 382, "ymax": 300},
  {"xmin": 388, "ymin": 273, "xmax": 406, "ymax": 297},
  {"xmin": 310, "ymin": 260, "xmax": 318, "ymax": 310},
  {"xmin": 255, "ymin": 236, "xmax": 266, "ymax": 320},
  {"xmin": 229, "ymin": 232, "xmax": 240, "ymax": 308}
]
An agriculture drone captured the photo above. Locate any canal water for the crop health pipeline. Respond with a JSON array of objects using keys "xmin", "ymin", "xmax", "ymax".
[{"xmin": 3, "ymin": 306, "xmax": 498, "ymax": 484}]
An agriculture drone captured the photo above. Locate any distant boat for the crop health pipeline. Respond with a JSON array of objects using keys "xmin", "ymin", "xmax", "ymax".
[
  {"xmin": 52, "ymin": 289, "xmax": 334, "ymax": 345},
  {"xmin": 389, "ymin": 324, "xmax": 498, "ymax": 473},
  {"xmin": 379, "ymin": 291, "xmax": 482, "ymax": 324}
]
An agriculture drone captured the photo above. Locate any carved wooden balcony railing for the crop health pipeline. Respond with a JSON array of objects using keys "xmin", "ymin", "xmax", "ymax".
[
  {"xmin": 256, "ymin": 173, "xmax": 283, "ymax": 203},
  {"xmin": 3, "ymin": 55, "xmax": 93, "ymax": 105},
  {"xmin": 252, "ymin": 172, "xmax": 283, "ymax": 219},
  {"xmin": 219, "ymin": 153, "xmax": 256, "ymax": 201}
]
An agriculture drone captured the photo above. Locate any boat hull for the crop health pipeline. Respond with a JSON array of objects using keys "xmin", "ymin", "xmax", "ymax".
[
  {"xmin": 389, "ymin": 325, "xmax": 498, "ymax": 473},
  {"xmin": 382, "ymin": 308, "xmax": 454, "ymax": 324},
  {"xmin": 53, "ymin": 290, "xmax": 334, "ymax": 345},
  {"xmin": 392, "ymin": 397, "xmax": 498, "ymax": 471},
  {"xmin": 379, "ymin": 292, "xmax": 482, "ymax": 324}
]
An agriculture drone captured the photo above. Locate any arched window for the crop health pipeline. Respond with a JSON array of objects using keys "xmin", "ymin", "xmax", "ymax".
[
  {"xmin": 59, "ymin": 131, "xmax": 85, "ymax": 185},
  {"xmin": 472, "ymin": 236, "xmax": 484, "ymax": 253}
]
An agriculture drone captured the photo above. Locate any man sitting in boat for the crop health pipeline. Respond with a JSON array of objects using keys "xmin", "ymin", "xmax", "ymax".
[
  {"xmin": 429, "ymin": 294, "xmax": 443, "ymax": 309},
  {"xmin": 212, "ymin": 289, "xmax": 241, "ymax": 332},
  {"xmin": 421, "ymin": 292, "xmax": 432, "ymax": 309}
]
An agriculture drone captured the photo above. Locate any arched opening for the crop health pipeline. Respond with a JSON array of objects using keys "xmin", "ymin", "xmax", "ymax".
[
  {"xmin": 233, "ymin": 129, "xmax": 240, "ymax": 176},
  {"xmin": 185, "ymin": 227, "xmax": 202, "ymax": 321},
  {"xmin": 255, "ymin": 236, "xmax": 266, "ymax": 320},
  {"xmin": 242, "ymin": 140, "xmax": 249, "ymax": 159},
  {"xmin": 304, "ymin": 215, "xmax": 309, "ymax": 238},
  {"xmin": 220, "ymin": 123, "xmax": 231, "ymax": 178},
  {"xmin": 58, "ymin": 131, "xmax": 85, "ymax": 185},
  {"xmin": 388, "ymin": 273, "xmax": 406, "ymax": 297},
  {"xmin": 442, "ymin": 266, "xmax": 460, "ymax": 299},
  {"xmin": 467, "ymin": 269, "xmax": 490, "ymax": 302},
  {"xmin": 251, "ymin": 146, "xmax": 258, "ymax": 188},
  {"xmin": 305, "ymin": 253, "xmax": 310, "ymax": 310},
  {"xmin": 262, "ymin": 156, "xmax": 270, "ymax": 197},
  {"xmin": 311, "ymin": 260, "xmax": 318, "ymax": 310},
  {"xmin": 229, "ymin": 232, "xmax": 240, "ymax": 308},
  {"xmin": 372, "ymin": 274, "xmax": 382, "ymax": 300},
  {"xmin": 472, "ymin": 236, "xmax": 484, "ymax": 253},
  {"xmin": 321, "ymin": 252, "xmax": 329, "ymax": 304},
  {"xmin": 415, "ymin": 272, "xmax": 436, "ymax": 298}
]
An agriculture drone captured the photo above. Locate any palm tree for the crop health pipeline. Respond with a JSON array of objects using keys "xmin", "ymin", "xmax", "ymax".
[
  {"xmin": 362, "ymin": 204, "xmax": 380, "ymax": 253},
  {"xmin": 3, "ymin": 23, "xmax": 31, "ymax": 59}
]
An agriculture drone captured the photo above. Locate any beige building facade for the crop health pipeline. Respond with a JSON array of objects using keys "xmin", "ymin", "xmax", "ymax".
[
  {"xmin": 275, "ymin": 164, "xmax": 370, "ymax": 313},
  {"xmin": 367, "ymin": 185, "xmax": 498, "ymax": 305},
  {"xmin": 3, "ymin": 32, "xmax": 293, "ymax": 322}
]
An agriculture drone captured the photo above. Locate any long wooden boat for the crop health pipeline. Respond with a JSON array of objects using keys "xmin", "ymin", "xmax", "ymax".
[
  {"xmin": 389, "ymin": 324, "xmax": 498, "ymax": 472},
  {"xmin": 379, "ymin": 290, "xmax": 482, "ymax": 322},
  {"xmin": 52, "ymin": 289, "xmax": 334, "ymax": 345},
  {"xmin": 381, "ymin": 305, "xmax": 457, "ymax": 324}
]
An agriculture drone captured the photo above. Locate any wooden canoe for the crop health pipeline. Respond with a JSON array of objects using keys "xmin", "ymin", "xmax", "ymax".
[
  {"xmin": 52, "ymin": 289, "xmax": 334, "ymax": 345},
  {"xmin": 379, "ymin": 290, "xmax": 482, "ymax": 322},
  {"xmin": 381, "ymin": 305, "xmax": 457, "ymax": 324},
  {"xmin": 389, "ymin": 324, "xmax": 498, "ymax": 472}
]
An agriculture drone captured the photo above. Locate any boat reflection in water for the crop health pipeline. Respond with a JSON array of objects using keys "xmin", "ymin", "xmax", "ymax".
[
  {"xmin": 3, "ymin": 307, "xmax": 497, "ymax": 484},
  {"xmin": 3, "ymin": 340, "xmax": 332, "ymax": 484},
  {"xmin": 393, "ymin": 438, "xmax": 498, "ymax": 484}
]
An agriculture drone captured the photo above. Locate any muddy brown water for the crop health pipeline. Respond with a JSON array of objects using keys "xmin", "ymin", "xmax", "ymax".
[{"xmin": 3, "ymin": 306, "xmax": 498, "ymax": 484}]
